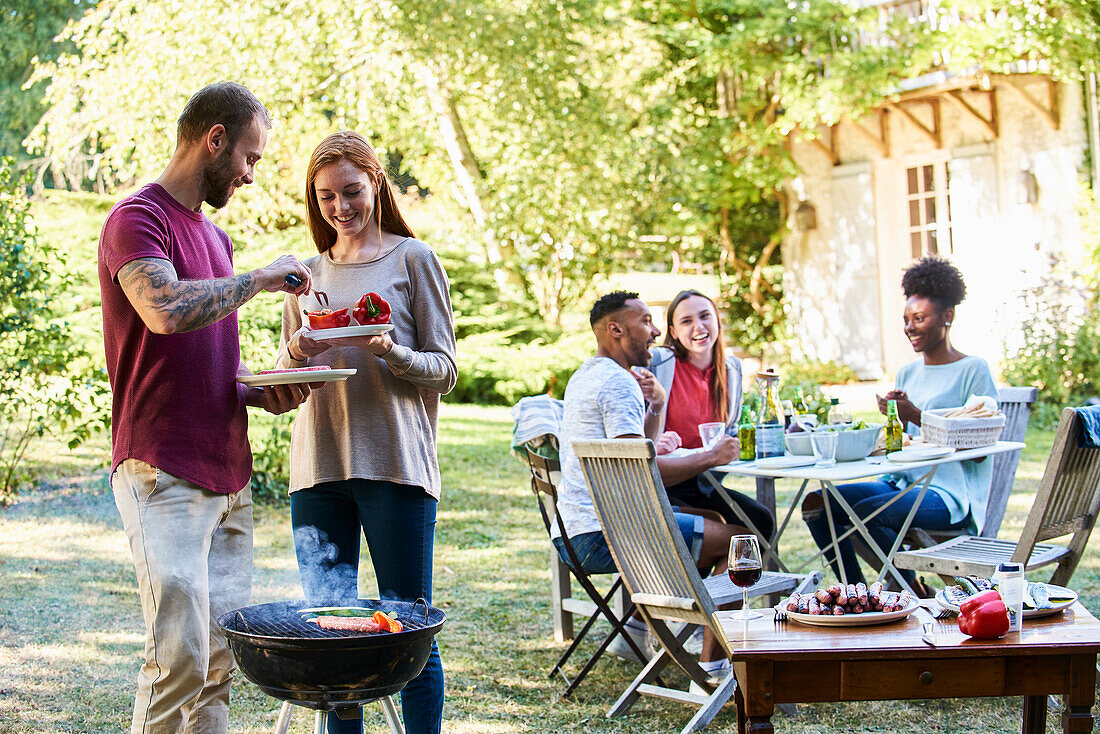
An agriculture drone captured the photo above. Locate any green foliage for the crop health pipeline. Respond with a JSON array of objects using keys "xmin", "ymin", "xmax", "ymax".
[
  {"xmin": 0, "ymin": 160, "xmax": 109, "ymax": 503},
  {"xmin": 1001, "ymin": 269, "xmax": 1100, "ymax": 429},
  {"xmin": 782, "ymin": 359, "xmax": 862, "ymax": 387},
  {"xmin": 0, "ymin": 0, "xmax": 98, "ymax": 160},
  {"xmin": 449, "ymin": 330, "xmax": 590, "ymax": 406},
  {"xmin": 247, "ymin": 413, "xmax": 294, "ymax": 506}
]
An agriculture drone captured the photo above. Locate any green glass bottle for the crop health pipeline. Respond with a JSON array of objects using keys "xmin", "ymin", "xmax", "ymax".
[
  {"xmin": 884, "ymin": 399, "xmax": 904, "ymax": 453},
  {"xmin": 738, "ymin": 405, "xmax": 756, "ymax": 461},
  {"xmin": 795, "ymin": 386, "xmax": 811, "ymax": 416}
]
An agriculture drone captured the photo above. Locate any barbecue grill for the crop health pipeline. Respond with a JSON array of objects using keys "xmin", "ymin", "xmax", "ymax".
[{"xmin": 218, "ymin": 598, "xmax": 446, "ymax": 734}]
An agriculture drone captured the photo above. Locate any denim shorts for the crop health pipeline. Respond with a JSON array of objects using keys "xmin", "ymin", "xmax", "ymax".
[{"xmin": 553, "ymin": 512, "xmax": 705, "ymax": 575}]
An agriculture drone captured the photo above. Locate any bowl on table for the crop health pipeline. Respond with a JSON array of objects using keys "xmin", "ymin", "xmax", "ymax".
[{"xmin": 785, "ymin": 424, "xmax": 883, "ymax": 462}]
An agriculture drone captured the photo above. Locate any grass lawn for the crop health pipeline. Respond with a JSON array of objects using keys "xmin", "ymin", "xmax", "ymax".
[{"xmin": 0, "ymin": 403, "xmax": 1094, "ymax": 733}]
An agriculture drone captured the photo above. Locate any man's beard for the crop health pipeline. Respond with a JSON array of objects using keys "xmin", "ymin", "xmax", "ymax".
[{"xmin": 201, "ymin": 149, "xmax": 238, "ymax": 209}]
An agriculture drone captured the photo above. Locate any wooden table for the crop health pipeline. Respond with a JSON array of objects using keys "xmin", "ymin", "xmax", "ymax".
[
  {"xmin": 708, "ymin": 441, "xmax": 1026, "ymax": 594},
  {"xmin": 717, "ymin": 602, "xmax": 1100, "ymax": 733}
]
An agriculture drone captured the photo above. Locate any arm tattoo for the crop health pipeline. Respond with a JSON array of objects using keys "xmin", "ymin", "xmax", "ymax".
[{"xmin": 118, "ymin": 258, "xmax": 260, "ymax": 333}]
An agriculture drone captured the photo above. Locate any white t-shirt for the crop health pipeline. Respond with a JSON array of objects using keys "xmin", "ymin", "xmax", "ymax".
[{"xmin": 553, "ymin": 357, "xmax": 644, "ymax": 539}]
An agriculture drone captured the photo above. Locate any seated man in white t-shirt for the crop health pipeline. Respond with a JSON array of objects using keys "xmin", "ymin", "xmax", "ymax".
[{"xmin": 553, "ymin": 290, "xmax": 740, "ymax": 676}]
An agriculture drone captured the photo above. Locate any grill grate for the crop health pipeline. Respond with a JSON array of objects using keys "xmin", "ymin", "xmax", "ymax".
[{"xmin": 228, "ymin": 603, "xmax": 428, "ymax": 640}]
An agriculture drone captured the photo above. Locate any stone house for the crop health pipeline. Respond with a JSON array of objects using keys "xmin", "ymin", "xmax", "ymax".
[{"xmin": 781, "ymin": 2, "xmax": 1100, "ymax": 380}]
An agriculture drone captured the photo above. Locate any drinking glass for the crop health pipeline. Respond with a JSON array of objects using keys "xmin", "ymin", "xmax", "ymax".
[
  {"xmin": 780, "ymin": 400, "xmax": 795, "ymax": 428},
  {"xmin": 810, "ymin": 430, "xmax": 838, "ymax": 467},
  {"xmin": 727, "ymin": 534, "xmax": 763, "ymax": 620},
  {"xmin": 698, "ymin": 422, "xmax": 725, "ymax": 451}
]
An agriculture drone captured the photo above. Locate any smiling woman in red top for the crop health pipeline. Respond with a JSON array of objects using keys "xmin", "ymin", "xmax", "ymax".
[{"xmin": 648, "ymin": 290, "xmax": 776, "ymax": 542}]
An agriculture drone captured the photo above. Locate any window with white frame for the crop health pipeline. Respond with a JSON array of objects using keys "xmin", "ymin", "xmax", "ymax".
[{"xmin": 905, "ymin": 162, "xmax": 953, "ymax": 258}]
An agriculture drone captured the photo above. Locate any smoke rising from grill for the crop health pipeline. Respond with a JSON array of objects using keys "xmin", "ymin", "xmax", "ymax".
[{"xmin": 293, "ymin": 525, "xmax": 359, "ymax": 603}]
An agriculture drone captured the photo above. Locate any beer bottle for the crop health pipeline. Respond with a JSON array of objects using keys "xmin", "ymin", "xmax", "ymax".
[
  {"xmin": 738, "ymin": 405, "xmax": 756, "ymax": 461},
  {"xmin": 884, "ymin": 399, "xmax": 904, "ymax": 453}
]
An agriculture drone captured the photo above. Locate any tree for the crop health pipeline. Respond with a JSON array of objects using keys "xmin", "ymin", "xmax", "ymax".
[
  {"xmin": 0, "ymin": 159, "xmax": 108, "ymax": 503},
  {"xmin": 0, "ymin": 0, "xmax": 98, "ymax": 161}
]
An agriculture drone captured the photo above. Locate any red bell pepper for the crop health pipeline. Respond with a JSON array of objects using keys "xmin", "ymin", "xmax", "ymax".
[
  {"xmin": 957, "ymin": 589, "xmax": 1010, "ymax": 639},
  {"xmin": 372, "ymin": 610, "xmax": 403, "ymax": 633},
  {"xmin": 353, "ymin": 292, "xmax": 391, "ymax": 325},
  {"xmin": 306, "ymin": 307, "xmax": 351, "ymax": 330}
]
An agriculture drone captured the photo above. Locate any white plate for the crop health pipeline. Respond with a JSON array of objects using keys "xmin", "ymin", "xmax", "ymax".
[
  {"xmin": 238, "ymin": 368, "xmax": 356, "ymax": 387},
  {"xmin": 754, "ymin": 455, "xmax": 818, "ymax": 469},
  {"xmin": 887, "ymin": 446, "xmax": 956, "ymax": 462},
  {"xmin": 936, "ymin": 584, "xmax": 1077, "ymax": 619},
  {"xmin": 776, "ymin": 597, "xmax": 919, "ymax": 627},
  {"xmin": 304, "ymin": 324, "xmax": 394, "ymax": 340}
]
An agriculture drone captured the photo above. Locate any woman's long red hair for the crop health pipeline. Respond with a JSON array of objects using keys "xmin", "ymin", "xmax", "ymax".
[
  {"xmin": 305, "ymin": 130, "xmax": 414, "ymax": 253},
  {"xmin": 662, "ymin": 289, "xmax": 730, "ymax": 423}
]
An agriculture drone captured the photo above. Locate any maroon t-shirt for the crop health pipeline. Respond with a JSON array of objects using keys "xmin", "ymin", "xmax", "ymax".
[{"xmin": 98, "ymin": 184, "xmax": 252, "ymax": 494}]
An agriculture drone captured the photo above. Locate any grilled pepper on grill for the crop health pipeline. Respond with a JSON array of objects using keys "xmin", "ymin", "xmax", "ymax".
[{"xmin": 957, "ymin": 590, "xmax": 1010, "ymax": 639}]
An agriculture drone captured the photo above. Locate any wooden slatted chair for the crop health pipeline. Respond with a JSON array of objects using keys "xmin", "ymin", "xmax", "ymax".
[
  {"xmin": 523, "ymin": 444, "xmax": 646, "ymax": 697},
  {"xmin": 895, "ymin": 407, "xmax": 1100, "ymax": 585},
  {"xmin": 905, "ymin": 386, "xmax": 1038, "ymax": 549},
  {"xmin": 573, "ymin": 438, "xmax": 821, "ymax": 734}
]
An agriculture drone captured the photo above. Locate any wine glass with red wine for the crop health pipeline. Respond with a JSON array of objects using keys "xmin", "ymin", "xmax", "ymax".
[{"xmin": 728, "ymin": 534, "xmax": 763, "ymax": 620}]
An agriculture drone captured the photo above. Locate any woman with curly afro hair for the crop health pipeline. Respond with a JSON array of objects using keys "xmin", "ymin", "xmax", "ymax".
[{"xmin": 801, "ymin": 256, "xmax": 997, "ymax": 594}]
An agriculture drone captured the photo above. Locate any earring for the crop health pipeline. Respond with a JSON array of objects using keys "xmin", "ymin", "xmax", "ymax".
[{"xmin": 945, "ymin": 321, "xmax": 952, "ymax": 326}]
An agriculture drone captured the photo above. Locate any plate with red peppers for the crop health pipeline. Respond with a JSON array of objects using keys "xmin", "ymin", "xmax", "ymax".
[{"xmin": 303, "ymin": 291, "xmax": 393, "ymax": 340}]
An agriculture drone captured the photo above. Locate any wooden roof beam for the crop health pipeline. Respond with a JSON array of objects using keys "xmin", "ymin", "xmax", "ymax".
[
  {"xmin": 848, "ymin": 109, "xmax": 890, "ymax": 157},
  {"xmin": 886, "ymin": 99, "xmax": 942, "ymax": 148},
  {"xmin": 945, "ymin": 88, "xmax": 999, "ymax": 138},
  {"xmin": 999, "ymin": 77, "xmax": 1059, "ymax": 130},
  {"xmin": 808, "ymin": 124, "xmax": 840, "ymax": 166}
]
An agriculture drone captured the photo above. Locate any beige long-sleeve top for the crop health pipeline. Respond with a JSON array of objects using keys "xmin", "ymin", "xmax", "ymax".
[{"xmin": 278, "ymin": 238, "xmax": 457, "ymax": 499}]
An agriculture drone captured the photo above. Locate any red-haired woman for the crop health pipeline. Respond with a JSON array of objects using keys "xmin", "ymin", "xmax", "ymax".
[
  {"xmin": 277, "ymin": 131, "xmax": 456, "ymax": 734},
  {"xmin": 648, "ymin": 290, "xmax": 775, "ymax": 542}
]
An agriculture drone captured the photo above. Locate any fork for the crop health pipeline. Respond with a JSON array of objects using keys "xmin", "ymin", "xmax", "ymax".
[
  {"xmin": 774, "ymin": 608, "xmax": 788, "ymax": 622},
  {"xmin": 919, "ymin": 601, "xmax": 953, "ymax": 619}
]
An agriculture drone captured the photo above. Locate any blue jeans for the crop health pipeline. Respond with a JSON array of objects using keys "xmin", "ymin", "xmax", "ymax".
[
  {"xmin": 802, "ymin": 480, "xmax": 964, "ymax": 587},
  {"xmin": 553, "ymin": 512, "xmax": 705, "ymax": 574},
  {"xmin": 665, "ymin": 472, "xmax": 776, "ymax": 541},
  {"xmin": 291, "ymin": 480, "xmax": 443, "ymax": 734}
]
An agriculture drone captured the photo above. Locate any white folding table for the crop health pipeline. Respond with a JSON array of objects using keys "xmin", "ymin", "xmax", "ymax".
[{"xmin": 701, "ymin": 441, "xmax": 1026, "ymax": 595}]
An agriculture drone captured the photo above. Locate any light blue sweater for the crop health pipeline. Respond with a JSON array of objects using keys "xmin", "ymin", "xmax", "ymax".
[{"xmin": 883, "ymin": 355, "xmax": 998, "ymax": 533}]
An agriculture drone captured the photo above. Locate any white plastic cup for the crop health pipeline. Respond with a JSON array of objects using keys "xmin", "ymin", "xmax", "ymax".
[
  {"xmin": 699, "ymin": 422, "xmax": 726, "ymax": 451},
  {"xmin": 810, "ymin": 431, "xmax": 838, "ymax": 467}
]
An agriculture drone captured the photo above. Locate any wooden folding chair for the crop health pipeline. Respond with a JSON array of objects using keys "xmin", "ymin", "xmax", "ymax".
[
  {"xmin": 573, "ymin": 438, "xmax": 821, "ymax": 733},
  {"xmin": 895, "ymin": 407, "xmax": 1100, "ymax": 585},
  {"xmin": 904, "ymin": 386, "xmax": 1038, "ymax": 549},
  {"xmin": 523, "ymin": 445, "xmax": 647, "ymax": 697}
]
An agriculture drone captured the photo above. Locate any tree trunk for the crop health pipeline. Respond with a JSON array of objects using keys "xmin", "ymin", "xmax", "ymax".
[{"xmin": 416, "ymin": 64, "xmax": 515, "ymax": 294}]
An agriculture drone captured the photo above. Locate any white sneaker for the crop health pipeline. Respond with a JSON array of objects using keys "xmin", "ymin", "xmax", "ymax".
[
  {"xmin": 689, "ymin": 659, "xmax": 731, "ymax": 694},
  {"xmin": 607, "ymin": 625, "xmax": 652, "ymax": 664},
  {"xmin": 683, "ymin": 626, "xmax": 704, "ymax": 656}
]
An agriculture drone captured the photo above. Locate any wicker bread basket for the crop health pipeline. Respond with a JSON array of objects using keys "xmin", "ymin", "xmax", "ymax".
[{"xmin": 921, "ymin": 408, "xmax": 1005, "ymax": 449}]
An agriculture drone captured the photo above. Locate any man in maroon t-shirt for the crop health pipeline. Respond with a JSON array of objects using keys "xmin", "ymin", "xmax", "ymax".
[{"xmin": 98, "ymin": 82, "xmax": 315, "ymax": 734}]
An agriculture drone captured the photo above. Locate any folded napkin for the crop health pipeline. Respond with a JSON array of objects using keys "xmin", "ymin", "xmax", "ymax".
[{"xmin": 1076, "ymin": 405, "xmax": 1100, "ymax": 449}]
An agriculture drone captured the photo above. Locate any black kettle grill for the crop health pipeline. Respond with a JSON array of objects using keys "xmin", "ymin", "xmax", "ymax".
[{"xmin": 218, "ymin": 598, "xmax": 445, "ymax": 732}]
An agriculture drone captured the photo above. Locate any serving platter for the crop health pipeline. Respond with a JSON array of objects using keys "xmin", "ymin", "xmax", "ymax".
[
  {"xmin": 303, "ymin": 324, "xmax": 393, "ymax": 340},
  {"xmin": 754, "ymin": 455, "xmax": 817, "ymax": 470},
  {"xmin": 238, "ymin": 368, "xmax": 356, "ymax": 387},
  {"xmin": 936, "ymin": 584, "xmax": 1077, "ymax": 619},
  {"xmin": 887, "ymin": 445, "xmax": 955, "ymax": 463},
  {"xmin": 775, "ymin": 597, "xmax": 919, "ymax": 627}
]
